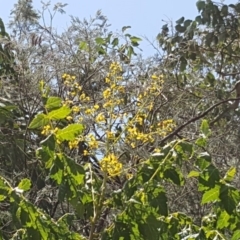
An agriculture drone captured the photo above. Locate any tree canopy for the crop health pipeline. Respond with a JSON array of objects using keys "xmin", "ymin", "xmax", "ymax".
[{"xmin": 1, "ymin": 0, "xmax": 240, "ymax": 239}]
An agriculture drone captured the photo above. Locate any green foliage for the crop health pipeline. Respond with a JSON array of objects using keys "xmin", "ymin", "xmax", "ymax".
[{"xmin": 2, "ymin": 0, "xmax": 240, "ymax": 239}]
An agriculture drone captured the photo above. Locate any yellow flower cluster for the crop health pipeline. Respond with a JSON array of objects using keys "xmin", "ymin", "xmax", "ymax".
[
  {"xmin": 109, "ymin": 62, "xmax": 122, "ymax": 75},
  {"xmin": 157, "ymin": 119, "xmax": 175, "ymax": 136},
  {"xmin": 69, "ymin": 139, "xmax": 79, "ymax": 150},
  {"xmin": 62, "ymin": 73, "xmax": 76, "ymax": 85},
  {"xmin": 41, "ymin": 125, "xmax": 58, "ymax": 136},
  {"xmin": 41, "ymin": 125, "xmax": 51, "ymax": 136},
  {"xmin": 100, "ymin": 153, "xmax": 122, "ymax": 176}
]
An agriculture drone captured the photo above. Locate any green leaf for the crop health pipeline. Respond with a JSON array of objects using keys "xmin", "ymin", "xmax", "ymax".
[
  {"xmin": 17, "ymin": 178, "xmax": 31, "ymax": 191},
  {"xmin": 224, "ymin": 167, "xmax": 236, "ymax": 183},
  {"xmin": 65, "ymin": 155, "xmax": 85, "ymax": 185},
  {"xmin": 176, "ymin": 17, "xmax": 185, "ymax": 24},
  {"xmin": 163, "ymin": 168, "xmax": 184, "ymax": 186},
  {"xmin": 184, "ymin": 19, "xmax": 192, "ymax": 27},
  {"xmin": 201, "ymin": 185, "xmax": 220, "ymax": 204},
  {"xmin": 196, "ymin": 152, "xmax": 211, "ymax": 170},
  {"xmin": 47, "ymin": 106, "xmax": 71, "ymax": 120},
  {"xmin": 130, "ymin": 36, "xmax": 142, "ymax": 43},
  {"xmin": 111, "ymin": 38, "xmax": 119, "ymax": 47},
  {"xmin": 188, "ymin": 171, "xmax": 200, "ymax": 178},
  {"xmin": 221, "ymin": 5, "xmax": 228, "ymax": 16},
  {"xmin": 232, "ymin": 230, "xmax": 240, "ymax": 240},
  {"xmin": 95, "ymin": 37, "xmax": 105, "ymax": 45},
  {"xmin": 175, "ymin": 24, "xmax": 186, "ymax": 33},
  {"xmin": 122, "ymin": 26, "xmax": 131, "ymax": 32},
  {"xmin": 56, "ymin": 123, "xmax": 84, "ymax": 141},
  {"xmin": 195, "ymin": 137, "xmax": 207, "ymax": 147},
  {"xmin": 196, "ymin": 1, "xmax": 205, "ymax": 12},
  {"xmin": 45, "ymin": 97, "xmax": 62, "ymax": 110},
  {"xmin": 50, "ymin": 155, "xmax": 64, "ymax": 184},
  {"xmin": 97, "ymin": 46, "xmax": 107, "ymax": 55},
  {"xmin": 28, "ymin": 113, "xmax": 49, "ymax": 129},
  {"xmin": 220, "ymin": 185, "xmax": 236, "ymax": 215},
  {"xmin": 217, "ymin": 210, "xmax": 230, "ymax": 229},
  {"xmin": 79, "ymin": 41, "xmax": 88, "ymax": 50},
  {"xmin": 200, "ymin": 119, "xmax": 211, "ymax": 137}
]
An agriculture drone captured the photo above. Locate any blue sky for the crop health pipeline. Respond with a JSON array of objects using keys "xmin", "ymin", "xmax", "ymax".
[{"xmin": 0, "ymin": 0, "xmax": 234, "ymax": 56}]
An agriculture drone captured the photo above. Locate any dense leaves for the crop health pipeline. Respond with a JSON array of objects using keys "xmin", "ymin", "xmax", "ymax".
[{"xmin": 1, "ymin": 0, "xmax": 240, "ymax": 239}]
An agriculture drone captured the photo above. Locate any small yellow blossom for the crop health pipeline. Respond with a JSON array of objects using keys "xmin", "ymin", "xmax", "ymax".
[
  {"xmin": 106, "ymin": 131, "xmax": 115, "ymax": 140},
  {"xmin": 72, "ymin": 106, "xmax": 80, "ymax": 113},
  {"xmin": 105, "ymin": 77, "xmax": 111, "ymax": 83},
  {"xmin": 66, "ymin": 116, "xmax": 73, "ymax": 121},
  {"xmin": 41, "ymin": 125, "xmax": 51, "ymax": 136},
  {"xmin": 100, "ymin": 153, "xmax": 122, "ymax": 176},
  {"xmin": 94, "ymin": 104, "xmax": 100, "ymax": 110},
  {"xmin": 83, "ymin": 150, "xmax": 89, "ymax": 156},
  {"xmin": 69, "ymin": 139, "xmax": 79, "ymax": 149},
  {"xmin": 151, "ymin": 75, "xmax": 158, "ymax": 80},
  {"xmin": 103, "ymin": 88, "xmax": 111, "ymax": 99},
  {"xmin": 96, "ymin": 113, "xmax": 105, "ymax": 122}
]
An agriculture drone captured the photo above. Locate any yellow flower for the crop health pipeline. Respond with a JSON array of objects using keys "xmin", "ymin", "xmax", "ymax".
[
  {"xmin": 103, "ymin": 88, "xmax": 111, "ymax": 99},
  {"xmin": 100, "ymin": 153, "xmax": 122, "ymax": 176},
  {"xmin": 69, "ymin": 139, "xmax": 79, "ymax": 149},
  {"xmin": 105, "ymin": 77, "xmax": 111, "ymax": 83},
  {"xmin": 96, "ymin": 113, "xmax": 105, "ymax": 122},
  {"xmin": 106, "ymin": 131, "xmax": 115, "ymax": 140},
  {"xmin": 151, "ymin": 75, "xmax": 158, "ymax": 80},
  {"xmin": 66, "ymin": 116, "xmax": 73, "ymax": 121},
  {"xmin": 94, "ymin": 104, "xmax": 100, "ymax": 110},
  {"xmin": 72, "ymin": 106, "xmax": 80, "ymax": 113},
  {"xmin": 41, "ymin": 125, "xmax": 51, "ymax": 136}
]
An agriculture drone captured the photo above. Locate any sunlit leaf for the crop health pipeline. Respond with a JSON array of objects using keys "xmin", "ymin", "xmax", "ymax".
[
  {"xmin": 56, "ymin": 123, "xmax": 84, "ymax": 141},
  {"xmin": 45, "ymin": 97, "xmax": 62, "ymax": 110},
  {"xmin": 201, "ymin": 185, "xmax": 220, "ymax": 204},
  {"xmin": 18, "ymin": 178, "xmax": 31, "ymax": 191},
  {"xmin": 29, "ymin": 113, "xmax": 49, "ymax": 129},
  {"xmin": 47, "ymin": 106, "xmax": 71, "ymax": 120}
]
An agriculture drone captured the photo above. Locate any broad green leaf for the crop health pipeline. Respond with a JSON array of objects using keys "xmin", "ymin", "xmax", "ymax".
[
  {"xmin": 188, "ymin": 171, "xmax": 200, "ymax": 178},
  {"xmin": 122, "ymin": 26, "xmax": 131, "ymax": 32},
  {"xmin": 95, "ymin": 37, "xmax": 105, "ymax": 45},
  {"xmin": 56, "ymin": 123, "xmax": 84, "ymax": 141},
  {"xmin": 221, "ymin": 5, "xmax": 228, "ymax": 16},
  {"xmin": 175, "ymin": 24, "xmax": 186, "ymax": 33},
  {"xmin": 176, "ymin": 17, "xmax": 184, "ymax": 24},
  {"xmin": 130, "ymin": 36, "xmax": 142, "ymax": 43},
  {"xmin": 45, "ymin": 97, "xmax": 62, "ymax": 110},
  {"xmin": 196, "ymin": 1, "xmax": 205, "ymax": 12},
  {"xmin": 79, "ymin": 41, "xmax": 88, "ymax": 50},
  {"xmin": 28, "ymin": 113, "xmax": 49, "ymax": 129},
  {"xmin": 18, "ymin": 178, "xmax": 31, "ymax": 191},
  {"xmin": 111, "ymin": 38, "xmax": 119, "ymax": 47},
  {"xmin": 200, "ymin": 119, "xmax": 211, "ymax": 137},
  {"xmin": 220, "ymin": 185, "xmax": 236, "ymax": 215},
  {"xmin": 50, "ymin": 155, "xmax": 64, "ymax": 184},
  {"xmin": 201, "ymin": 185, "xmax": 220, "ymax": 204},
  {"xmin": 97, "ymin": 46, "xmax": 107, "ymax": 55},
  {"xmin": 224, "ymin": 167, "xmax": 236, "ymax": 183},
  {"xmin": 195, "ymin": 137, "xmax": 207, "ymax": 147},
  {"xmin": 184, "ymin": 19, "xmax": 192, "ymax": 27},
  {"xmin": 232, "ymin": 230, "xmax": 240, "ymax": 240},
  {"xmin": 217, "ymin": 210, "xmax": 230, "ymax": 229},
  {"xmin": 163, "ymin": 168, "xmax": 184, "ymax": 186},
  {"xmin": 47, "ymin": 106, "xmax": 71, "ymax": 120},
  {"xmin": 196, "ymin": 152, "xmax": 211, "ymax": 170},
  {"xmin": 0, "ymin": 195, "xmax": 6, "ymax": 201},
  {"xmin": 65, "ymin": 155, "xmax": 85, "ymax": 185}
]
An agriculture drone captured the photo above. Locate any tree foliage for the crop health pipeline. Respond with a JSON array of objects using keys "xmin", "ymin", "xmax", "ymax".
[{"xmin": 1, "ymin": 0, "xmax": 240, "ymax": 239}]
